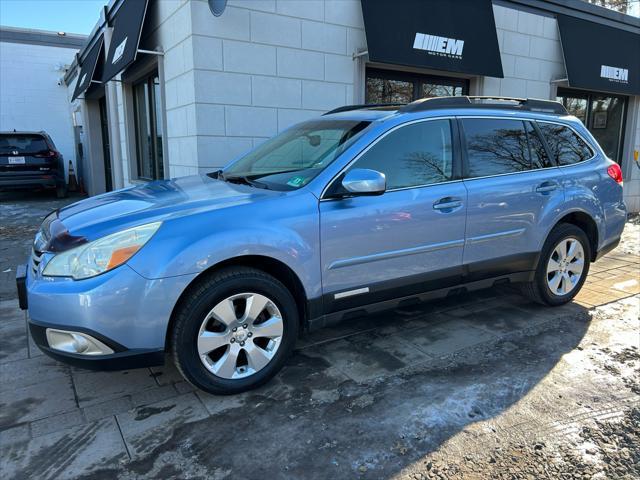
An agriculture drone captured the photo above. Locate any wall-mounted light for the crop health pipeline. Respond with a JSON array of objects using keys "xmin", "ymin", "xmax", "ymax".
[{"xmin": 208, "ymin": 0, "xmax": 227, "ymax": 17}]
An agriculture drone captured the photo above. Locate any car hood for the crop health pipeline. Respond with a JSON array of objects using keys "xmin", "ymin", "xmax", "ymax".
[{"xmin": 55, "ymin": 174, "xmax": 282, "ymax": 240}]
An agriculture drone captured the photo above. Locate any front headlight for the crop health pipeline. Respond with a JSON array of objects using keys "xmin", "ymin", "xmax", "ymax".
[{"xmin": 43, "ymin": 222, "xmax": 161, "ymax": 279}]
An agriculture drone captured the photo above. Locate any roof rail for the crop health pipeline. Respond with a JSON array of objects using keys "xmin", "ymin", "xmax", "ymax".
[
  {"xmin": 399, "ymin": 96, "xmax": 568, "ymax": 115},
  {"xmin": 323, "ymin": 103, "xmax": 406, "ymax": 115}
]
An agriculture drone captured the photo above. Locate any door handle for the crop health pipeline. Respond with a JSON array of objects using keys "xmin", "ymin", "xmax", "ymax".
[
  {"xmin": 535, "ymin": 182, "xmax": 558, "ymax": 194},
  {"xmin": 433, "ymin": 197, "xmax": 462, "ymax": 211}
]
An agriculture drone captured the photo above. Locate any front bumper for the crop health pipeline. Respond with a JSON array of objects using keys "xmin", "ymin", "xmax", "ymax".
[
  {"xmin": 0, "ymin": 172, "xmax": 58, "ymax": 188},
  {"xmin": 28, "ymin": 320, "xmax": 164, "ymax": 370},
  {"xmin": 21, "ymin": 261, "xmax": 197, "ymax": 371}
]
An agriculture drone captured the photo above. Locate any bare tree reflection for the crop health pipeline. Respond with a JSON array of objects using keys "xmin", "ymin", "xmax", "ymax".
[
  {"xmin": 538, "ymin": 124, "xmax": 592, "ymax": 165},
  {"xmin": 466, "ymin": 126, "xmax": 530, "ymax": 175}
]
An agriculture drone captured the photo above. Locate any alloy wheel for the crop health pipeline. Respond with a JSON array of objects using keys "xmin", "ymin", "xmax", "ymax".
[
  {"xmin": 197, "ymin": 292, "xmax": 284, "ymax": 379},
  {"xmin": 546, "ymin": 237, "xmax": 585, "ymax": 296}
]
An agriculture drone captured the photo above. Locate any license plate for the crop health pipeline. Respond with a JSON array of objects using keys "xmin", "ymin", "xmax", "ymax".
[{"xmin": 9, "ymin": 156, "xmax": 25, "ymax": 164}]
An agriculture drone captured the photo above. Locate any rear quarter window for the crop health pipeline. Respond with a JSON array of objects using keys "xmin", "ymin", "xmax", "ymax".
[{"xmin": 537, "ymin": 123, "xmax": 594, "ymax": 166}]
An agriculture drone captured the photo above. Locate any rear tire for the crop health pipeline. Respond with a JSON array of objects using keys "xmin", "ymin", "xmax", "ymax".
[
  {"xmin": 171, "ymin": 267, "xmax": 299, "ymax": 395},
  {"xmin": 522, "ymin": 223, "xmax": 591, "ymax": 306}
]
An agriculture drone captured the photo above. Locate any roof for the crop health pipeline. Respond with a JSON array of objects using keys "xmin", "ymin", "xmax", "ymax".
[
  {"xmin": 0, "ymin": 26, "xmax": 86, "ymax": 49},
  {"xmin": 0, "ymin": 131, "xmax": 47, "ymax": 135}
]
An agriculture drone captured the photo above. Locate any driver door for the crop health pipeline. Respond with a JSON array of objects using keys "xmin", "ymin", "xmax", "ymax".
[{"xmin": 319, "ymin": 119, "xmax": 467, "ymax": 313}]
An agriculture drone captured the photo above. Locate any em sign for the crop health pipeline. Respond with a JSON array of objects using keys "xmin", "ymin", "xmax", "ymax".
[
  {"xmin": 413, "ymin": 32, "xmax": 464, "ymax": 59},
  {"xmin": 600, "ymin": 65, "xmax": 629, "ymax": 84}
]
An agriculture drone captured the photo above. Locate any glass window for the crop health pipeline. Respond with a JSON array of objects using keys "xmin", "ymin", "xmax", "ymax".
[
  {"xmin": 366, "ymin": 77, "xmax": 414, "ymax": 104},
  {"xmin": 133, "ymin": 73, "xmax": 164, "ymax": 180},
  {"xmin": 588, "ymin": 96, "xmax": 625, "ymax": 162},
  {"xmin": 556, "ymin": 88, "xmax": 627, "ymax": 164},
  {"xmin": 0, "ymin": 134, "xmax": 48, "ymax": 154},
  {"xmin": 224, "ymin": 120, "xmax": 370, "ymax": 191},
  {"xmin": 463, "ymin": 119, "xmax": 530, "ymax": 178},
  {"xmin": 556, "ymin": 95, "xmax": 588, "ymax": 124},
  {"xmin": 537, "ymin": 123, "xmax": 594, "ymax": 166},
  {"xmin": 348, "ymin": 120, "xmax": 453, "ymax": 190},
  {"xmin": 525, "ymin": 121, "xmax": 552, "ymax": 169},
  {"xmin": 365, "ymin": 68, "xmax": 468, "ymax": 104},
  {"xmin": 421, "ymin": 83, "xmax": 464, "ymax": 98}
]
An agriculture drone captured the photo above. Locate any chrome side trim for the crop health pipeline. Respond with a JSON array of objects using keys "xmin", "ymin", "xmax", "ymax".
[
  {"xmin": 328, "ymin": 238, "xmax": 464, "ymax": 270},
  {"xmin": 334, "ymin": 287, "xmax": 370, "ymax": 300},
  {"xmin": 465, "ymin": 228, "xmax": 526, "ymax": 245}
]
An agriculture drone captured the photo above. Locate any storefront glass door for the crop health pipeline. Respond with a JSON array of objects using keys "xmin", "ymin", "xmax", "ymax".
[
  {"xmin": 366, "ymin": 68, "xmax": 468, "ymax": 104},
  {"xmin": 556, "ymin": 88, "xmax": 627, "ymax": 164},
  {"xmin": 133, "ymin": 73, "xmax": 164, "ymax": 180}
]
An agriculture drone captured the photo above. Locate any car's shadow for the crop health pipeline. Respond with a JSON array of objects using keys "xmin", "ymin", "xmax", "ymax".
[{"xmin": 78, "ymin": 287, "xmax": 592, "ymax": 480}]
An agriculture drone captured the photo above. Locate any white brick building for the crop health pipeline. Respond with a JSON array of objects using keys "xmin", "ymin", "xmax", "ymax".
[
  {"xmin": 0, "ymin": 27, "xmax": 86, "ymax": 179},
  {"xmin": 66, "ymin": 0, "xmax": 640, "ymax": 211}
]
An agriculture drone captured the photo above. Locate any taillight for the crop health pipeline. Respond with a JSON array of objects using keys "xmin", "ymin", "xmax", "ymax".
[
  {"xmin": 607, "ymin": 163, "xmax": 623, "ymax": 185},
  {"xmin": 34, "ymin": 150, "xmax": 57, "ymax": 158}
]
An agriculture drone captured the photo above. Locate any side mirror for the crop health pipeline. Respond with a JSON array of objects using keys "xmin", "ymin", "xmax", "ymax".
[{"xmin": 341, "ymin": 168, "xmax": 386, "ymax": 196}]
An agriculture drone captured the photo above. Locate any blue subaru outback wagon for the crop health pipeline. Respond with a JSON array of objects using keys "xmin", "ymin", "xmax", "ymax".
[{"xmin": 17, "ymin": 96, "xmax": 626, "ymax": 394}]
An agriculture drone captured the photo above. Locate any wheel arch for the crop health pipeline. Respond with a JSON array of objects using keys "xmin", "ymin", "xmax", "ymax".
[
  {"xmin": 550, "ymin": 210, "xmax": 599, "ymax": 262},
  {"xmin": 165, "ymin": 255, "xmax": 310, "ymax": 351}
]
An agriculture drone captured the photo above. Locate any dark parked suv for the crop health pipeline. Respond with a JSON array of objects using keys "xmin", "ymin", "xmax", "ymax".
[{"xmin": 0, "ymin": 131, "xmax": 67, "ymax": 198}]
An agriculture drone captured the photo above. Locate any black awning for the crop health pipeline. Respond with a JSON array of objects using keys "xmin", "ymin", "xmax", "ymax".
[
  {"xmin": 71, "ymin": 36, "xmax": 104, "ymax": 101},
  {"xmin": 101, "ymin": 0, "xmax": 149, "ymax": 83},
  {"xmin": 360, "ymin": 0, "xmax": 503, "ymax": 78},
  {"xmin": 558, "ymin": 15, "xmax": 640, "ymax": 96}
]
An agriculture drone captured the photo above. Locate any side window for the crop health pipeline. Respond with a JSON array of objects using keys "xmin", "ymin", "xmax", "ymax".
[
  {"xmin": 462, "ymin": 118, "xmax": 530, "ymax": 178},
  {"xmin": 537, "ymin": 122, "xmax": 594, "ymax": 165},
  {"xmin": 349, "ymin": 119, "xmax": 453, "ymax": 189},
  {"xmin": 525, "ymin": 121, "xmax": 552, "ymax": 169}
]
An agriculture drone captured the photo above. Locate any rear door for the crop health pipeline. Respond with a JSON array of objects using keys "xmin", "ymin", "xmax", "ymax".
[
  {"xmin": 319, "ymin": 118, "xmax": 467, "ymax": 313},
  {"xmin": 460, "ymin": 117, "xmax": 563, "ymax": 278}
]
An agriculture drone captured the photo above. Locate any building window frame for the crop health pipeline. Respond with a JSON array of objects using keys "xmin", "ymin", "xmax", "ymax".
[
  {"xmin": 132, "ymin": 72, "xmax": 164, "ymax": 181},
  {"xmin": 556, "ymin": 87, "xmax": 628, "ymax": 164},
  {"xmin": 365, "ymin": 67, "xmax": 469, "ymax": 104}
]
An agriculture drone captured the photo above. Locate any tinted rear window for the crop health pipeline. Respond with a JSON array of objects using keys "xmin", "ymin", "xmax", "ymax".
[
  {"xmin": 462, "ymin": 118, "xmax": 530, "ymax": 178},
  {"xmin": 0, "ymin": 134, "xmax": 49, "ymax": 154},
  {"xmin": 537, "ymin": 123, "xmax": 593, "ymax": 165}
]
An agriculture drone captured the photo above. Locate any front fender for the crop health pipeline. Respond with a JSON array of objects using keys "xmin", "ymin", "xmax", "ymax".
[{"xmin": 127, "ymin": 194, "xmax": 321, "ymax": 300}]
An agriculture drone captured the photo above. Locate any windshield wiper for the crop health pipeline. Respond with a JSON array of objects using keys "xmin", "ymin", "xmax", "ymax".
[
  {"xmin": 207, "ymin": 169, "xmax": 225, "ymax": 180},
  {"xmin": 224, "ymin": 175, "xmax": 269, "ymax": 189}
]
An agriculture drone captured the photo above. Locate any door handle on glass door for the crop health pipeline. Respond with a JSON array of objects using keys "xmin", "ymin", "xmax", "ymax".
[{"xmin": 433, "ymin": 197, "xmax": 462, "ymax": 211}]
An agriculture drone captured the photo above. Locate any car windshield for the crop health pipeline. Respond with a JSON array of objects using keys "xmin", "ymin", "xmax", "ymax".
[
  {"xmin": 0, "ymin": 134, "xmax": 49, "ymax": 155},
  {"xmin": 221, "ymin": 119, "xmax": 371, "ymax": 190}
]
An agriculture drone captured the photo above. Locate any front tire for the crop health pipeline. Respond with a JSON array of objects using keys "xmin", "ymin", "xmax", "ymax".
[
  {"xmin": 171, "ymin": 267, "xmax": 299, "ymax": 395},
  {"xmin": 522, "ymin": 223, "xmax": 591, "ymax": 306}
]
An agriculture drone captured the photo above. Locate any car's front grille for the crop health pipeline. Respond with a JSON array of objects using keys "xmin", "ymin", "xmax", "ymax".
[{"xmin": 31, "ymin": 247, "xmax": 43, "ymax": 275}]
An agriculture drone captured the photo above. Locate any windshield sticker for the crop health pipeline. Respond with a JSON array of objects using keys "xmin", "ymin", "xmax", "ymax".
[{"xmin": 286, "ymin": 176, "xmax": 307, "ymax": 188}]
